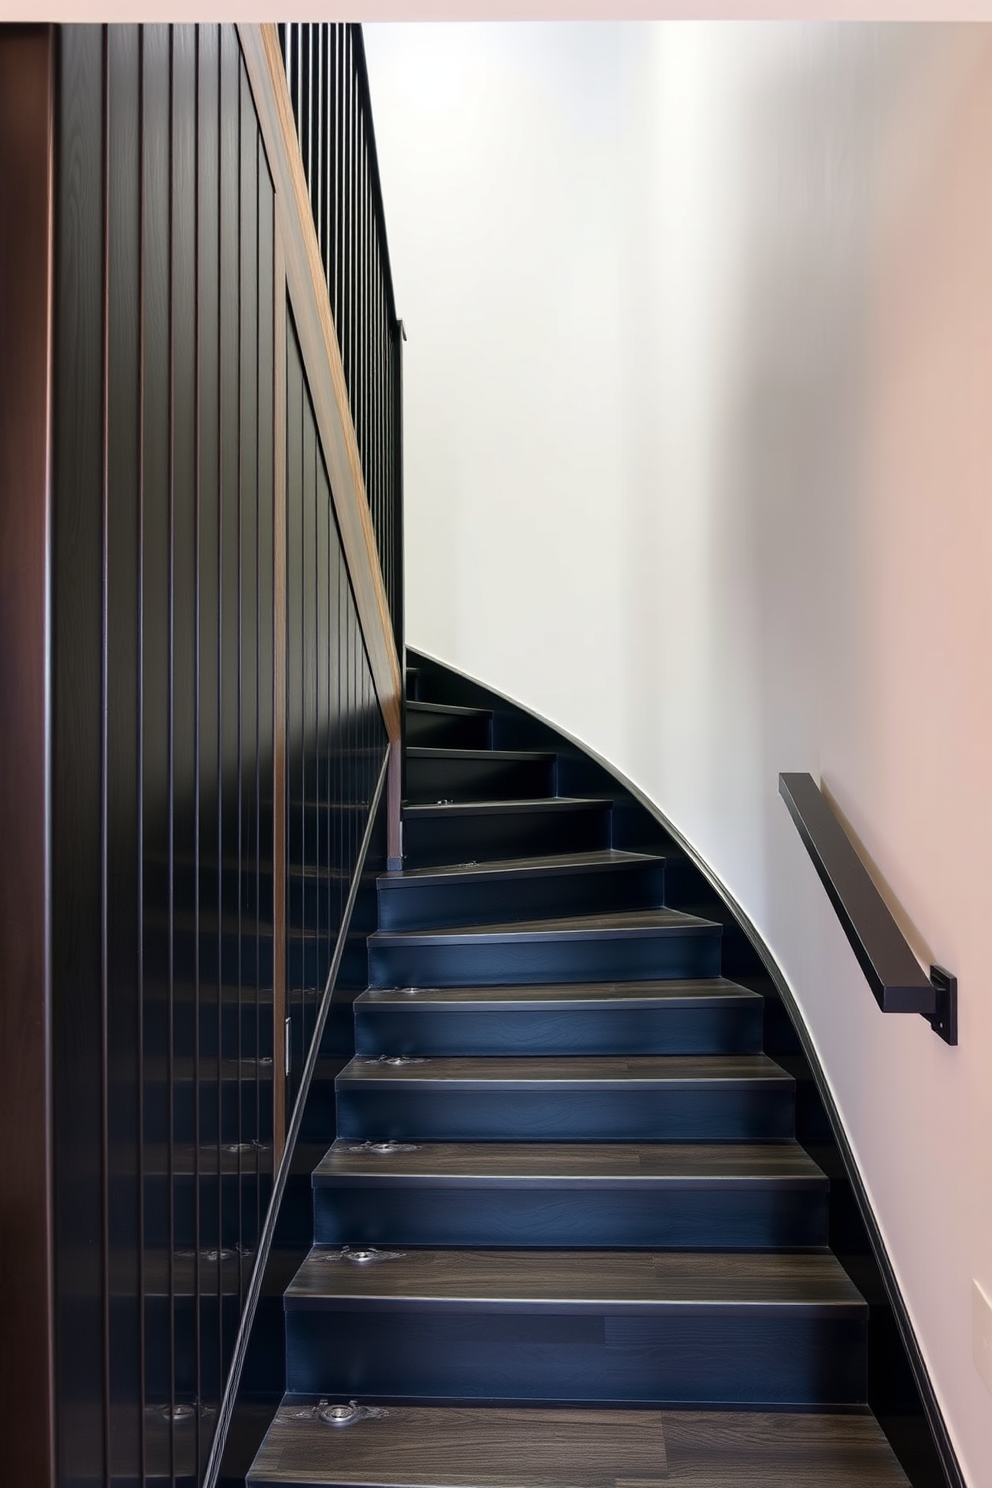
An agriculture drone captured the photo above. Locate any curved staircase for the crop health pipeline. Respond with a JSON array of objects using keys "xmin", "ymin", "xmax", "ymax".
[{"xmin": 247, "ymin": 664, "xmax": 911, "ymax": 1487}]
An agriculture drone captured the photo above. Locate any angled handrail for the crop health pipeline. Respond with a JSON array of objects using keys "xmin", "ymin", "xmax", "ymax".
[{"xmin": 779, "ymin": 773, "xmax": 957, "ymax": 1045}]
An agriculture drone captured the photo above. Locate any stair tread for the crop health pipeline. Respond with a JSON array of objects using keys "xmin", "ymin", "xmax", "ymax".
[
  {"xmin": 406, "ymin": 700, "xmax": 492, "ymax": 719},
  {"xmin": 402, "ymin": 797, "xmax": 611, "ymax": 819},
  {"xmin": 335, "ymin": 1053, "xmax": 792, "ymax": 1086},
  {"xmin": 407, "ymin": 747, "xmax": 554, "ymax": 763},
  {"xmin": 379, "ymin": 849, "xmax": 664, "ymax": 886},
  {"xmin": 250, "ymin": 1404, "xmax": 910, "ymax": 1487},
  {"xmin": 286, "ymin": 1246, "xmax": 864, "ymax": 1312},
  {"xmin": 357, "ymin": 977, "xmax": 759, "ymax": 1008},
  {"xmin": 314, "ymin": 1139, "xmax": 826, "ymax": 1188},
  {"xmin": 371, "ymin": 909, "xmax": 720, "ymax": 946}
]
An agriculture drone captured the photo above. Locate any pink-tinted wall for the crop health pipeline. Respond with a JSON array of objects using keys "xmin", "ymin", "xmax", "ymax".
[{"xmin": 365, "ymin": 21, "xmax": 992, "ymax": 1484}]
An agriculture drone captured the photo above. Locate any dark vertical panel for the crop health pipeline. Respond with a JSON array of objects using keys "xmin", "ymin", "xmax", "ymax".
[
  {"xmin": 239, "ymin": 63, "xmax": 261, "ymax": 1295},
  {"xmin": 171, "ymin": 27, "xmax": 200, "ymax": 1481},
  {"xmin": 257, "ymin": 162, "xmax": 276, "ymax": 1219},
  {"xmin": 285, "ymin": 322, "xmax": 303, "ymax": 1102},
  {"xmin": 196, "ymin": 22, "xmax": 223, "ymax": 1446},
  {"xmin": 218, "ymin": 21, "xmax": 243, "ymax": 1399},
  {"xmin": 301, "ymin": 340, "xmax": 317, "ymax": 1043},
  {"xmin": 0, "ymin": 25, "xmax": 56, "ymax": 1488},
  {"xmin": 139, "ymin": 26, "xmax": 174, "ymax": 1455},
  {"xmin": 53, "ymin": 23, "xmax": 106, "ymax": 1487},
  {"xmin": 105, "ymin": 24, "xmax": 143, "ymax": 1484}
]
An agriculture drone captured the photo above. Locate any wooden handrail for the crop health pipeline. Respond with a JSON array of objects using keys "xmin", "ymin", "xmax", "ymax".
[
  {"xmin": 779, "ymin": 773, "xmax": 957, "ymax": 1045},
  {"xmin": 238, "ymin": 22, "xmax": 402, "ymax": 747}
]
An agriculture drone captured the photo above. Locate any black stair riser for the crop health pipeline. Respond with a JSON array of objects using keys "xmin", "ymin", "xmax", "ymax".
[
  {"xmin": 285, "ymin": 1309, "xmax": 867, "ymax": 1406},
  {"xmin": 312, "ymin": 1185, "xmax": 829, "ymax": 1251},
  {"xmin": 369, "ymin": 930, "xmax": 722, "ymax": 989},
  {"xmin": 376, "ymin": 863, "xmax": 667, "ymax": 931},
  {"xmin": 354, "ymin": 1002, "xmax": 763, "ymax": 1057},
  {"xmin": 332, "ymin": 1084, "xmax": 794, "ymax": 1143},
  {"xmin": 401, "ymin": 806, "xmax": 611, "ymax": 869},
  {"xmin": 405, "ymin": 753, "xmax": 554, "ymax": 806},
  {"xmin": 406, "ymin": 709, "xmax": 491, "ymax": 749}
]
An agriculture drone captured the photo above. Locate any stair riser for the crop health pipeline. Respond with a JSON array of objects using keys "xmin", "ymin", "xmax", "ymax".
[
  {"xmin": 353, "ymin": 1002, "xmax": 763, "ymax": 1057},
  {"xmin": 285, "ymin": 1310, "xmax": 867, "ymax": 1406},
  {"xmin": 376, "ymin": 863, "xmax": 667, "ymax": 931},
  {"xmin": 312, "ymin": 1185, "xmax": 829, "ymax": 1250},
  {"xmin": 369, "ymin": 931, "xmax": 722, "ymax": 989},
  {"xmin": 406, "ymin": 710, "xmax": 491, "ymax": 749},
  {"xmin": 401, "ymin": 807, "xmax": 611, "ymax": 869},
  {"xmin": 405, "ymin": 755, "xmax": 554, "ymax": 805},
  {"xmin": 332, "ymin": 1085, "xmax": 795, "ymax": 1143}
]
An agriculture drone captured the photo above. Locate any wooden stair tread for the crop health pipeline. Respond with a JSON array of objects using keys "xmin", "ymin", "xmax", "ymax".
[
  {"xmin": 285, "ymin": 1246, "xmax": 865, "ymax": 1313},
  {"xmin": 406, "ymin": 747, "xmax": 555, "ymax": 763},
  {"xmin": 313, "ymin": 1139, "xmax": 826, "ymax": 1188},
  {"xmin": 335, "ymin": 1054, "xmax": 792, "ymax": 1086},
  {"xmin": 250, "ymin": 1403, "xmax": 668, "ymax": 1487},
  {"xmin": 402, "ymin": 797, "xmax": 611, "ymax": 819},
  {"xmin": 249, "ymin": 1404, "xmax": 909, "ymax": 1487},
  {"xmin": 371, "ymin": 909, "xmax": 720, "ymax": 945},
  {"xmin": 406, "ymin": 700, "xmax": 492, "ymax": 719},
  {"xmin": 357, "ymin": 978, "xmax": 759, "ymax": 1008},
  {"xmin": 378, "ymin": 849, "xmax": 664, "ymax": 885}
]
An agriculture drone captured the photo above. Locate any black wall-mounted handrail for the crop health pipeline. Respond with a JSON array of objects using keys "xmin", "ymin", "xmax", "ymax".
[{"xmin": 779, "ymin": 773, "xmax": 957, "ymax": 1045}]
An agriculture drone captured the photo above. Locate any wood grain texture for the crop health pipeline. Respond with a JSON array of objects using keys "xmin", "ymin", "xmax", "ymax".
[
  {"xmin": 335, "ymin": 1054, "xmax": 792, "ymax": 1088},
  {"xmin": 248, "ymin": 1405, "xmax": 910, "ymax": 1488},
  {"xmin": 661, "ymin": 1410, "xmax": 910, "ymax": 1485},
  {"xmin": 237, "ymin": 24, "xmax": 401, "ymax": 746},
  {"xmin": 314, "ymin": 1140, "xmax": 826, "ymax": 1189},
  {"xmin": 0, "ymin": 26, "xmax": 56, "ymax": 1488},
  {"xmin": 250, "ymin": 1404, "xmax": 668, "ymax": 1488},
  {"xmin": 356, "ymin": 979, "xmax": 759, "ymax": 1007},
  {"xmin": 370, "ymin": 910, "xmax": 721, "ymax": 946},
  {"xmin": 286, "ymin": 1247, "xmax": 865, "ymax": 1313},
  {"xmin": 381, "ymin": 850, "xmax": 664, "ymax": 884},
  {"xmin": 403, "ymin": 797, "xmax": 612, "ymax": 819}
]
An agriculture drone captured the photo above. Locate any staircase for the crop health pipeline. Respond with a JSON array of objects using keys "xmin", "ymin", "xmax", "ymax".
[{"xmin": 247, "ymin": 664, "xmax": 911, "ymax": 1486}]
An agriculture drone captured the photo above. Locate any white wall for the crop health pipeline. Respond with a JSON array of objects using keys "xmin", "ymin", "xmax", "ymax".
[{"xmin": 364, "ymin": 22, "xmax": 992, "ymax": 1484}]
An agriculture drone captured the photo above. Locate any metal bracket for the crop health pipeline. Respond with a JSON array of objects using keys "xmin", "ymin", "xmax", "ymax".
[{"xmin": 926, "ymin": 965, "xmax": 957, "ymax": 1047}]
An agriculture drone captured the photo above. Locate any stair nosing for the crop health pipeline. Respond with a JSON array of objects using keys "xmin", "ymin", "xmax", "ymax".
[
  {"xmin": 406, "ymin": 747, "xmax": 555, "ymax": 763},
  {"xmin": 369, "ymin": 909, "xmax": 721, "ymax": 946},
  {"xmin": 285, "ymin": 1247, "xmax": 865, "ymax": 1317},
  {"xmin": 377, "ymin": 849, "xmax": 664, "ymax": 889},
  {"xmin": 356, "ymin": 977, "xmax": 760, "ymax": 1008},
  {"xmin": 402, "ymin": 796, "xmax": 611, "ymax": 819}
]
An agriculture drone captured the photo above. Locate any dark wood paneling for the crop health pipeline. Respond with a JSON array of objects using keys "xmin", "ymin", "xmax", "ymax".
[
  {"xmin": 0, "ymin": 25, "xmax": 57, "ymax": 1488},
  {"xmin": 238, "ymin": 24, "xmax": 401, "ymax": 746},
  {"xmin": 105, "ymin": 24, "xmax": 143, "ymax": 1483},
  {"xmin": 36, "ymin": 23, "xmax": 392, "ymax": 1484},
  {"xmin": 52, "ymin": 24, "xmax": 108, "ymax": 1486}
]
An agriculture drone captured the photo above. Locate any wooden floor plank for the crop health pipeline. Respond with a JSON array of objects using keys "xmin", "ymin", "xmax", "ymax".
[
  {"xmin": 357, "ymin": 980, "xmax": 758, "ymax": 1008},
  {"xmin": 335, "ymin": 1054, "xmax": 792, "ymax": 1087},
  {"xmin": 313, "ymin": 1140, "xmax": 826, "ymax": 1189},
  {"xmin": 285, "ymin": 1247, "xmax": 865, "ymax": 1313}
]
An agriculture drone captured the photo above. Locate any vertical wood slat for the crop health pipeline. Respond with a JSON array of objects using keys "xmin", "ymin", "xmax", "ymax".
[
  {"xmin": 0, "ymin": 25, "xmax": 57, "ymax": 1488},
  {"xmin": 272, "ymin": 224, "xmax": 288, "ymax": 1164}
]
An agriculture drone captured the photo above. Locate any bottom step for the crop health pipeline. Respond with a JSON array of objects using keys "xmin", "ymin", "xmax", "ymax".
[{"xmin": 249, "ymin": 1403, "xmax": 910, "ymax": 1487}]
